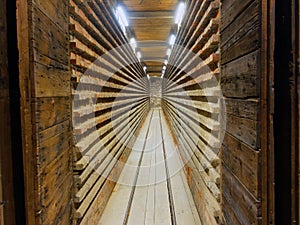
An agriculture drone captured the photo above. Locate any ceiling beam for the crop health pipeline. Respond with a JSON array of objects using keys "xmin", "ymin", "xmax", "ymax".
[
  {"xmin": 138, "ymin": 41, "xmax": 168, "ymax": 48},
  {"xmin": 146, "ymin": 65, "xmax": 164, "ymax": 72},
  {"xmin": 143, "ymin": 57, "xmax": 167, "ymax": 61},
  {"xmin": 129, "ymin": 10, "xmax": 174, "ymax": 19}
]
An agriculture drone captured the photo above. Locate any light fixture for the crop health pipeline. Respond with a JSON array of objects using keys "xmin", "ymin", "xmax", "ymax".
[
  {"xmin": 116, "ymin": 5, "xmax": 129, "ymax": 35},
  {"xmin": 116, "ymin": 6, "xmax": 129, "ymax": 26},
  {"xmin": 137, "ymin": 51, "xmax": 142, "ymax": 60},
  {"xmin": 163, "ymin": 65, "xmax": 167, "ymax": 70},
  {"xmin": 175, "ymin": 2, "xmax": 186, "ymax": 26},
  {"xmin": 130, "ymin": 38, "xmax": 137, "ymax": 50},
  {"xmin": 143, "ymin": 66, "xmax": 147, "ymax": 72},
  {"xmin": 166, "ymin": 48, "xmax": 171, "ymax": 56},
  {"xmin": 169, "ymin": 34, "xmax": 176, "ymax": 45}
]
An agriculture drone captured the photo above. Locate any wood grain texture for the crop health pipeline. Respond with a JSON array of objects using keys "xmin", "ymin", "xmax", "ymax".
[
  {"xmin": 220, "ymin": 0, "xmax": 263, "ymax": 224},
  {"xmin": 17, "ymin": 0, "xmax": 73, "ymax": 224}
]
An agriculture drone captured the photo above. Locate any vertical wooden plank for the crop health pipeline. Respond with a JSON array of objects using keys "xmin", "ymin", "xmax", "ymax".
[
  {"xmin": 16, "ymin": 0, "xmax": 38, "ymax": 223},
  {"xmin": 260, "ymin": 0, "xmax": 275, "ymax": 224}
]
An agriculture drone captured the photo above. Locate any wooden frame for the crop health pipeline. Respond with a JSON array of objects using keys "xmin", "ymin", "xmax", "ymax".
[{"xmin": 261, "ymin": 0, "xmax": 275, "ymax": 224}]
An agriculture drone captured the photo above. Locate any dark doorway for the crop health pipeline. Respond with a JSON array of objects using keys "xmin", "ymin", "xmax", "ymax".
[
  {"xmin": 7, "ymin": 0, "xmax": 26, "ymax": 223},
  {"xmin": 273, "ymin": 0, "xmax": 296, "ymax": 224}
]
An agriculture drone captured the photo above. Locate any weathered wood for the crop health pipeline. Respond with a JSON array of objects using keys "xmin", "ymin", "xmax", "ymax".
[
  {"xmin": 220, "ymin": 0, "xmax": 254, "ymax": 31},
  {"xmin": 221, "ymin": 0, "xmax": 259, "ymax": 47},
  {"xmin": 221, "ymin": 18, "xmax": 260, "ymax": 65},
  {"xmin": 222, "ymin": 164, "xmax": 261, "ymax": 225},
  {"xmin": 17, "ymin": 0, "xmax": 73, "ymax": 224},
  {"xmin": 222, "ymin": 133, "xmax": 260, "ymax": 198},
  {"xmin": 225, "ymin": 98, "xmax": 259, "ymax": 121},
  {"xmin": 221, "ymin": 51, "xmax": 260, "ymax": 98},
  {"xmin": 226, "ymin": 114, "xmax": 259, "ymax": 150},
  {"xmin": 35, "ymin": 62, "xmax": 70, "ymax": 97},
  {"xmin": 35, "ymin": 97, "xmax": 71, "ymax": 131},
  {"xmin": 220, "ymin": 0, "xmax": 263, "ymax": 223},
  {"xmin": 32, "ymin": 6, "xmax": 69, "ymax": 65}
]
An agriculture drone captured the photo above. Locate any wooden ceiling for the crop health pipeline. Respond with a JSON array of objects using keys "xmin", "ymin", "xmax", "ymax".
[{"xmin": 122, "ymin": 0, "xmax": 178, "ymax": 76}]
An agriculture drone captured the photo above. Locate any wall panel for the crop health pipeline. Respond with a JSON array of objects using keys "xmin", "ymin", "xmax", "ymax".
[
  {"xmin": 220, "ymin": 0, "xmax": 262, "ymax": 224},
  {"xmin": 17, "ymin": 0, "xmax": 73, "ymax": 224}
]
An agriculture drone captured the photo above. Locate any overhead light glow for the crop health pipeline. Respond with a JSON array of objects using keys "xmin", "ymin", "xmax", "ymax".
[
  {"xmin": 166, "ymin": 48, "xmax": 171, "ymax": 56},
  {"xmin": 143, "ymin": 66, "xmax": 147, "ymax": 72},
  {"xmin": 116, "ymin": 6, "xmax": 129, "ymax": 26},
  {"xmin": 169, "ymin": 34, "xmax": 176, "ymax": 45},
  {"xmin": 130, "ymin": 38, "xmax": 137, "ymax": 50},
  {"xmin": 175, "ymin": 2, "xmax": 186, "ymax": 26},
  {"xmin": 137, "ymin": 51, "xmax": 142, "ymax": 61},
  {"xmin": 163, "ymin": 65, "xmax": 167, "ymax": 70},
  {"xmin": 116, "ymin": 6, "xmax": 129, "ymax": 35}
]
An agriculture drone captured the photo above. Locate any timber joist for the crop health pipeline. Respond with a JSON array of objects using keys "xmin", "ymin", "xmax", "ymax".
[
  {"xmin": 164, "ymin": 107, "xmax": 221, "ymax": 192},
  {"xmin": 168, "ymin": 1, "xmax": 219, "ymax": 75}
]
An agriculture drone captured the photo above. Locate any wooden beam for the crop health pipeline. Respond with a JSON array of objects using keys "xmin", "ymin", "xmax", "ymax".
[
  {"xmin": 146, "ymin": 65, "xmax": 164, "ymax": 72},
  {"xmin": 129, "ymin": 10, "xmax": 174, "ymax": 19},
  {"xmin": 143, "ymin": 57, "xmax": 166, "ymax": 61},
  {"xmin": 138, "ymin": 41, "xmax": 168, "ymax": 48}
]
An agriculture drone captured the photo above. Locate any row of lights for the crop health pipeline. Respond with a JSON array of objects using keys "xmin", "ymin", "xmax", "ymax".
[
  {"xmin": 115, "ymin": 5, "xmax": 142, "ymax": 63},
  {"xmin": 162, "ymin": 2, "xmax": 186, "ymax": 78},
  {"xmin": 115, "ymin": 2, "xmax": 186, "ymax": 79}
]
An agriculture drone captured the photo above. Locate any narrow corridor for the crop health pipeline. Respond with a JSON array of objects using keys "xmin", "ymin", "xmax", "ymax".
[{"xmin": 1, "ymin": 0, "xmax": 298, "ymax": 224}]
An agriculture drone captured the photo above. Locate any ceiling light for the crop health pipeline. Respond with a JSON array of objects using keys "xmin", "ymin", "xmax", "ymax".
[
  {"xmin": 143, "ymin": 66, "xmax": 147, "ymax": 72},
  {"xmin": 115, "ymin": 6, "xmax": 129, "ymax": 35},
  {"xmin": 166, "ymin": 49, "xmax": 171, "ymax": 56},
  {"xmin": 175, "ymin": 2, "xmax": 186, "ymax": 26},
  {"xmin": 163, "ymin": 65, "xmax": 166, "ymax": 70},
  {"xmin": 130, "ymin": 38, "xmax": 137, "ymax": 50},
  {"xmin": 137, "ymin": 51, "xmax": 142, "ymax": 60},
  {"xmin": 116, "ymin": 6, "xmax": 129, "ymax": 27},
  {"xmin": 169, "ymin": 34, "xmax": 176, "ymax": 45}
]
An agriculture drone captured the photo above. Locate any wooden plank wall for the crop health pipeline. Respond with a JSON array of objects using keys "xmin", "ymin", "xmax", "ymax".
[
  {"xmin": 220, "ymin": 0, "xmax": 262, "ymax": 224},
  {"xmin": 17, "ymin": 0, "xmax": 73, "ymax": 224},
  {"xmin": 0, "ymin": 0, "xmax": 16, "ymax": 224},
  {"xmin": 161, "ymin": 0, "xmax": 222, "ymax": 224},
  {"xmin": 69, "ymin": 1, "xmax": 149, "ymax": 224}
]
